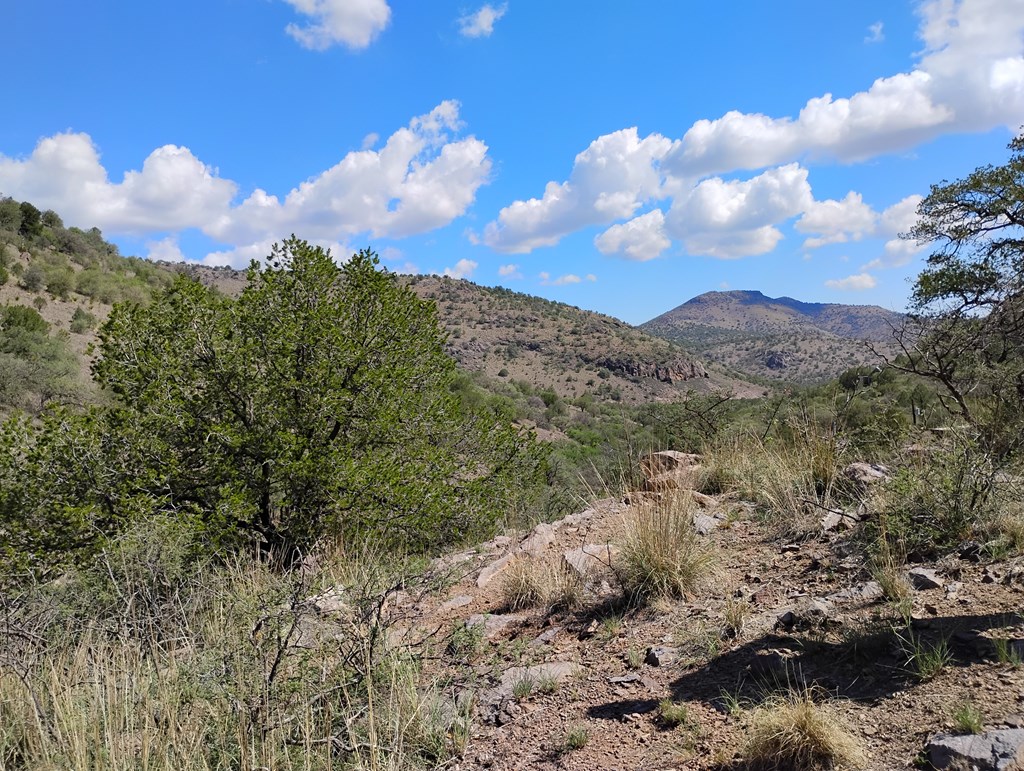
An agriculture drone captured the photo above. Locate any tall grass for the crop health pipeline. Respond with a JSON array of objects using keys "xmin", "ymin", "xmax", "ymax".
[
  {"xmin": 618, "ymin": 491, "xmax": 714, "ymax": 603},
  {"xmin": 0, "ymin": 519, "xmax": 467, "ymax": 770}
]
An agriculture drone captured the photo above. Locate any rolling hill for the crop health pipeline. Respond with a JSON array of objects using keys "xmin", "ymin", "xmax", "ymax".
[{"xmin": 642, "ymin": 290, "xmax": 905, "ymax": 384}]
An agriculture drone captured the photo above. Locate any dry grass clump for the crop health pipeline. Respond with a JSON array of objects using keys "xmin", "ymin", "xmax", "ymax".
[
  {"xmin": 739, "ymin": 691, "xmax": 865, "ymax": 770},
  {"xmin": 699, "ymin": 427, "xmax": 850, "ymax": 537},
  {"xmin": 500, "ymin": 555, "xmax": 584, "ymax": 612},
  {"xmin": 618, "ymin": 491, "xmax": 714, "ymax": 603},
  {"xmin": 0, "ymin": 520, "xmax": 469, "ymax": 771}
]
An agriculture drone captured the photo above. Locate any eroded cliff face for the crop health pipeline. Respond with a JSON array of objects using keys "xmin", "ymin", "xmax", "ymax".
[{"xmin": 593, "ymin": 356, "xmax": 708, "ymax": 384}]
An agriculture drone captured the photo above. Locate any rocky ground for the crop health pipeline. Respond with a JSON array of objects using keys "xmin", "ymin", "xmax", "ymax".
[{"xmin": 356, "ymin": 453, "xmax": 1024, "ymax": 770}]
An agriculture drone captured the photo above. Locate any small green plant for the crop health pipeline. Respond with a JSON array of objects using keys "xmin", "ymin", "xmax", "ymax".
[
  {"xmin": 723, "ymin": 596, "xmax": 750, "ymax": 638},
  {"xmin": 993, "ymin": 636, "xmax": 1023, "ymax": 666},
  {"xmin": 560, "ymin": 724, "xmax": 590, "ymax": 753},
  {"xmin": 658, "ymin": 698, "xmax": 692, "ymax": 728},
  {"xmin": 626, "ymin": 645, "xmax": 644, "ymax": 669},
  {"xmin": 952, "ymin": 701, "xmax": 983, "ymax": 734},
  {"xmin": 599, "ymin": 614, "xmax": 623, "ymax": 640},
  {"xmin": 448, "ymin": 621, "xmax": 485, "ymax": 657},
  {"xmin": 899, "ymin": 630, "xmax": 952, "ymax": 681},
  {"xmin": 719, "ymin": 688, "xmax": 745, "ymax": 716},
  {"xmin": 512, "ymin": 676, "xmax": 535, "ymax": 700},
  {"xmin": 535, "ymin": 673, "xmax": 559, "ymax": 695}
]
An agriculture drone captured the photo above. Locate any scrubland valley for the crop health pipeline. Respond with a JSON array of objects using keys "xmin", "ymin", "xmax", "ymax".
[{"xmin": 1, "ymin": 134, "xmax": 1024, "ymax": 771}]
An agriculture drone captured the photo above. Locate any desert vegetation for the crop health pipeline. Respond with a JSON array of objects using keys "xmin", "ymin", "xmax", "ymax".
[{"xmin": 1, "ymin": 133, "xmax": 1023, "ymax": 769}]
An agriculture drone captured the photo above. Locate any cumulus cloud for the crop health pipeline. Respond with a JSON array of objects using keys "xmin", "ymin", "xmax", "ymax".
[
  {"xmin": 0, "ymin": 102, "xmax": 491, "ymax": 269},
  {"xmin": 795, "ymin": 191, "xmax": 878, "ymax": 249},
  {"xmin": 443, "ymin": 258, "xmax": 478, "ymax": 279},
  {"xmin": 865, "ymin": 21, "xmax": 884, "ymax": 44},
  {"xmin": 665, "ymin": 0, "xmax": 1024, "ymax": 177},
  {"xmin": 539, "ymin": 272, "xmax": 583, "ymax": 286},
  {"xmin": 594, "ymin": 209, "xmax": 670, "ymax": 261},
  {"xmin": 825, "ymin": 272, "xmax": 877, "ymax": 291},
  {"xmin": 282, "ymin": 0, "xmax": 391, "ymax": 50},
  {"xmin": 146, "ymin": 236, "xmax": 187, "ymax": 263},
  {"xmin": 483, "ymin": 128, "xmax": 672, "ymax": 253},
  {"xmin": 498, "ymin": 263, "xmax": 523, "ymax": 278},
  {"xmin": 458, "ymin": 3, "xmax": 507, "ymax": 38},
  {"xmin": 0, "ymin": 133, "xmax": 237, "ymax": 234},
  {"xmin": 665, "ymin": 164, "xmax": 813, "ymax": 258}
]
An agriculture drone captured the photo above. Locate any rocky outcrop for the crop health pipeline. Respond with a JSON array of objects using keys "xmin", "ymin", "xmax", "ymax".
[
  {"xmin": 594, "ymin": 356, "xmax": 708, "ymax": 383},
  {"xmin": 765, "ymin": 350, "xmax": 788, "ymax": 370}
]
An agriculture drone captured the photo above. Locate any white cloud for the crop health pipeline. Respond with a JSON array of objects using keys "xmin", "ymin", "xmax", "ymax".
[
  {"xmin": 585, "ymin": 273, "xmax": 597, "ymax": 282},
  {"xmin": 825, "ymin": 272, "xmax": 877, "ymax": 291},
  {"xmin": 443, "ymin": 258, "xmax": 478, "ymax": 279},
  {"xmin": 594, "ymin": 209, "xmax": 670, "ymax": 261},
  {"xmin": 795, "ymin": 191, "xmax": 878, "ymax": 249},
  {"xmin": 458, "ymin": 3, "xmax": 508, "ymax": 38},
  {"xmin": 665, "ymin": 163, "xmax": 813, "ymax": 258},
  {"xmin": 865, "ymin": 21, "xmax": 884, "ymax": 44},
  {"xmin": 498, "ymin": 263, "xmax": 523, "ymax": 278},
  {"xmin": 664, "ymin": 0, "xmax": 1024, "ymax": 177},
  {"xmin": 146, "ymin": 236, "xmax": 187, "ymax": 263},
  {"xmin": 483, "ymin": 127, "xmax": 672, "ymax": 253},
  {"xmin": 0, "ymin": 103, "xmax": 491, "ymax": 265},
  {"xmin": 539, "ymin": 272, "xmax": 582, "ymax": 286},
  {"xmin": 859, "ymin": 194, "xmax": 927, "ymax": 269},
  {"xmin": 282, "ymin": 0, "xmax": 391, "ymax": 50},
  {"xmin": 0, "ymin": 133, "xmax": 237, "ymax": 234}
]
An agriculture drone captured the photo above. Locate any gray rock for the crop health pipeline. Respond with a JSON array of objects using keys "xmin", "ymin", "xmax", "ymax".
[
  {"xmin": 777, "ymin": 597, "xmax": 832, "ymax": 630},
  {"xmin": 645, "ymin": 646, "xmax": 679, "ymax": 666},
  {"xmin": 528, "ymin": 626, "xmax": 562, "ymax": 647},
  {"xmin": 909, "ymin": 567, "xmax": 944, "ymax": 590},
  {"xmin": 693, "ymin": 512, "xmax": 721, "ymax": 535},
  {"xmin": 438, "ymin": 594, "xmax": 474, "ymax": 612},
  {"xmin": 519, "ymin": 523, "xmax": 556, "ymax": 556},
  {"xmin": 843, "ymin": 461, "xmax": 889, "ymax": 486},
  {"xmin": 562, "ymin": 544, "xmax": 618, "ymax": 578},
  {"xmin": 927, "ymin": 728, "xmax": 1024, "ymax": 770},
  {"xmin": 477, "ymin": 553, "xmax": 514, "ymax": 588},
  {"xmin": 466, "ymin": 613, "xmax": 521, "ymax": 640},
  {"xmin": 827, "ymin": 581, "xmax": 883, "ymax": 604}
]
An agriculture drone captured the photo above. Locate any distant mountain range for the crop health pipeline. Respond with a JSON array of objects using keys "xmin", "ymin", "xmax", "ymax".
[{"xmin": 641, "ymin": 290, "xmax": 904, "ymax": 384}]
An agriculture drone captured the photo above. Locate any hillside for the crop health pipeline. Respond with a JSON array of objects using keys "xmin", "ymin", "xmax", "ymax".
[
  {"xmin": 176, "ymin": 263, "xmax": 763, "ymax": 403},
  {"xmin": 642, "ymin": 290, "xmax": 904, "ymax": 384}
]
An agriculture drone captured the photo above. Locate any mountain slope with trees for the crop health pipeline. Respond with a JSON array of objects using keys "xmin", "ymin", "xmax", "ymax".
[{"xmin": 642, "ymin": 290, "xmax": 905, "ymax": 384}]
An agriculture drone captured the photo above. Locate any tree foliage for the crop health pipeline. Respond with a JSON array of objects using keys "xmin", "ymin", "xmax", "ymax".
[
  {"xmin": 3, "ymin": 239, "xmax": 544, "ymax": 570},
  {"xmin": 885, "ymin": 133, "xmax": 1024, "ymax": 462}
]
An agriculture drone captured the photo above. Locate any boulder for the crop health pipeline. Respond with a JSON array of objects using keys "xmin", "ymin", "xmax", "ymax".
[
  {"xmin": 477, "ymin": 553, "xmax": 515, "ymax": 588},
  {"xmin": 927, "ymin": 728, "xmax": 1024, "ymax": 770},
  {"xmin": 645, "ymin": 646, "xmax": 679, "ymax": 667},
  {"xmin": 563, "ymin": 544, "xmax": 619, "ymax": 578},
  {"xmin": 519, "ymin": 522, "xmax": 556, "ymax": 556},
  {"xmin": 465, "ymin": 613, "xmax": 521, "ymax": 640},
  {"xmin": 842, "ymin": 461, "xmax": 890, "ymax": 486},
  {"xmin": 640, "ymin": 450, "xmax": 702, "ymax": 477},
  {"xmin": 908, "ymin": 567, "xmax": 944, "ymax": 590}
]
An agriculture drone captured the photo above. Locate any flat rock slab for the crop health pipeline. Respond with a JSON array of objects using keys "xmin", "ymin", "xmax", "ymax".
[
  {"xmin": 438, "ymin": 595, "xmax": 474, "ymax": 613},
  {"xmin": 693, "ymin": 512, "xmax": 722, "ymax": 535},
  {"xmin": 909, "ymin": 567, "xmax": 945, "ymax": 590},
  {"xmin": 563, "ymin": 544, "xmax": 619, "ymax": 578},
  {"xmin": 499, "ymin": 662, "xmax": 583, "ymax": 693},
  {"xmin": 477, "ymin": 553, "xmax": 514, "ymax": 589},
  {"xmin": 927, "ymin": 728, "xmax": 1024, "ymax": 770},
  {"xmin": 466, "ymin": 613, "xmax": 522, "ymax": 640},
  {"xmin": 826, "ymin": 581, "xmax": 883, "ymax": 604}
]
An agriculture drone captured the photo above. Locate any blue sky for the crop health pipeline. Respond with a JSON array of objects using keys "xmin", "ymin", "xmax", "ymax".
[{"xmin": 2, "ymin": 0, "xmax": 1023, "ymax": 323}]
